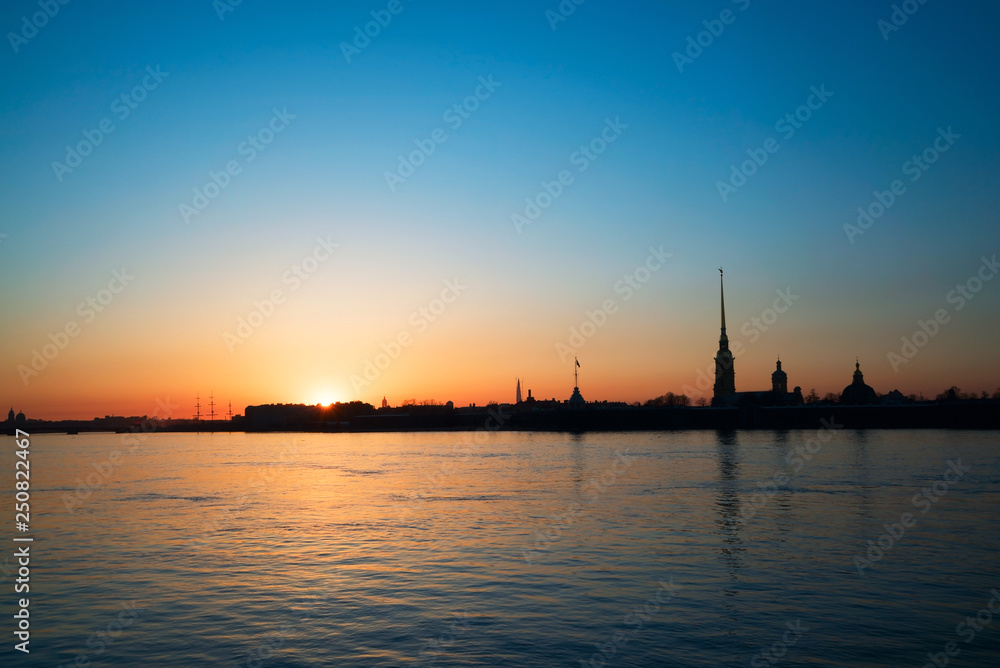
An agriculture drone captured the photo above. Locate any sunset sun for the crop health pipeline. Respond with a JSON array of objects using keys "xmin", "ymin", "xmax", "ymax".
[{"xmin": 310, "ymin": 390, "xmax": 340, "ymax": 406}]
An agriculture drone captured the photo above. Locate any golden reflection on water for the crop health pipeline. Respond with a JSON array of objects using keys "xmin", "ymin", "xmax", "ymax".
[{"xmin": 2, "ymin": 429, "xmax": 998, "ymax": 666}]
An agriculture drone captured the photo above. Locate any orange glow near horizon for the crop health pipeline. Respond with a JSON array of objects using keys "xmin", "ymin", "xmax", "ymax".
[
  {"xmin": 4, "ymin": 255, "xmax": 998, "ymax": 421},
  {"xmin": 8, "ymin": 325, "xmax": 998, "ymax": 421}
]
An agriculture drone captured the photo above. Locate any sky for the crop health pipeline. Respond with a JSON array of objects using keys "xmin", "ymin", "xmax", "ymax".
[{"xmin": 2, "ymin": 0, "xmax": 999, "ymax": 419}]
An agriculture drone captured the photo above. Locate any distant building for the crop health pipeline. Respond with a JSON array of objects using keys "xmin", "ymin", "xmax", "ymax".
[
  {"xmin": 381, "ymin": 396, "xmax": 388, "ymax": 409},
  {"xmin": 516, "ymin": 378, "xmax": 522, "ymax": 404},
  {"xmin": 770, "ymin": 359, "xmax": 804, "ymax": 406},
  {"xmin": 771, "ymin": 359, "xmax": 787, "ymax": 394},
  {"xmin": 7, "ymin": 408, "xmax": 13, "ymax": 425},
  {"xmin": 713, "ymin": 269, "xmax": 736, "ymax": 406},
  {"xmin": 880, "ymin": 389, "xmax": 909, "ymax": 405},
  {"xmin": 569, "ymin": 358, "xmax": 585, "ymax": 408},
  {"xmin": 710, "ymin": 271, "xmax": 802, "ymax": 407},
  {"xmin": 840, "ymin": 361, "xmax": 878, "ymax": 405}
]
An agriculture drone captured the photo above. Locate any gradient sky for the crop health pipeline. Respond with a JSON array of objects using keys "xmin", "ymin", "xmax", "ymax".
[{"xmin": 2, "ymin": 0, "xmax": 999, "ymax": 419}]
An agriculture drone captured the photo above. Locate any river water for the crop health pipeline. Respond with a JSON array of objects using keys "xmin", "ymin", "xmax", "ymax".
[{"xmin": 3, "ymin": 428, "xmax": 999, "ymax": 666}]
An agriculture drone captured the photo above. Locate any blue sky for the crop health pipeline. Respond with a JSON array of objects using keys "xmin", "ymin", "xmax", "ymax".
[{"xmin": 2, "ymin": 0, "xmax": 999, "ymax": 416}]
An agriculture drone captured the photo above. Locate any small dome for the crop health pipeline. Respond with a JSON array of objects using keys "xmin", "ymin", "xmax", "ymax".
[{"xmin": 841, "ymin": 361, "xmax": 878, "ymax": 405}]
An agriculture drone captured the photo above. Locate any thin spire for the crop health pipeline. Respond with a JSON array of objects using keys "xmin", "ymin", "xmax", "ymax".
[{"xmin": 719, "ymin": 267, "xmax": 727, "ymax": 333}]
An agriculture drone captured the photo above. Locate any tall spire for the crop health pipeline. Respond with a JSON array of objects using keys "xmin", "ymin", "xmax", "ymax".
[
  {"xmin": 718, "ymin": 267, "xmax": 729, "ymax": 349},
  {"xmin": 720, "ymin": 267, "xmax": 727, "ymax": 334},
  {"xmin": 713, "ymin": 267, "xmax": 736, "ymax": 405},
  {"xmin": 569, "ymin": 357, "xmax": 584, "ymax": 407}
]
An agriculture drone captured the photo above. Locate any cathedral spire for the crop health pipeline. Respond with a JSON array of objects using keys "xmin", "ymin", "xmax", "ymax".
[
  {"xmin": 713, "ymin": 268, "xmax": 736, "ymax": 405},
  {"xmin": 720, "ymin": 267, "xmax": 727, "ymax": 333},
  {"xmin": 718, "ymin": 267, "xmax": 729, "ymax": 349}
]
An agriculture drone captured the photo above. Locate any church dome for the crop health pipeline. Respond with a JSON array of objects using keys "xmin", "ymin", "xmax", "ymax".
[{"xmin": 840, "ymin": 362, "xmax": 878, "ymax": 405}]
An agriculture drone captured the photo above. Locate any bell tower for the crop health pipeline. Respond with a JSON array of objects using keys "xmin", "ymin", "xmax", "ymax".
[
  {"xmin": 712, "ymin": 268, "xmax": 736, "ymax": 406},
  {"xmin": 771, "ymin": 358, "xmax": 787, "ymax": 394}
]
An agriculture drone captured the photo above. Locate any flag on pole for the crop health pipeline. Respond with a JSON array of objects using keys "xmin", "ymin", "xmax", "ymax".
[{"xmin": 575, "ymin": 358, "xmax": 580, "ymax": 368}]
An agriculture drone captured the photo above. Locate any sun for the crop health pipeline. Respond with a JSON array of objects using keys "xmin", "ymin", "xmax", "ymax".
[
  {"xmin": 307, "ymin": 381, "xmax": 349, "ymax": 407},
  {"xmin": 310, "ymin": 391, "xmax": 340, "ymax": 406}
]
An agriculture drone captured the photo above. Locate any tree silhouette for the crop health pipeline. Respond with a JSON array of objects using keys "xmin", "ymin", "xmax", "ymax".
[{"xmin": 645, "ymin": 392, "xmax": 691, "ymax": 407}]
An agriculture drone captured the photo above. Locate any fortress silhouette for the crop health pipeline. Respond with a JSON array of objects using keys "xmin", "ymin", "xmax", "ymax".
[
  {"xmin": 10, "ymin": 272, "xmax": 999, "ymax": 434},
  {"xmin": 237, "ymin": 271, "xmax": 996, "ymax": 432}
]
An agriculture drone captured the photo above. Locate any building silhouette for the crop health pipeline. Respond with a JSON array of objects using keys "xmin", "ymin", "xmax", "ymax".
[
  {"xmin": 7, "ymin": 407, "xmax": 26, "ymax": 426},
  {"xmin": 711, "ymin": 271, "xmax": 802, "ymax": 407},
  {"xmin": 769, "ymin": 359, "xmax": 804, "ymax": 406},
  {"xmin": 569, "ymin": 358, "xmax": 585, "ymax": 408},
  {"xmin": 840, "ymin": 361, "xmax": 878, "ymax": 405},
  {"xmin": 771, "ymin": 359, "xmax": 787, "ymax": 394},
  {"xmin": 713, "ymin": 269, "xmax": 736, "ymax": 406}
]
